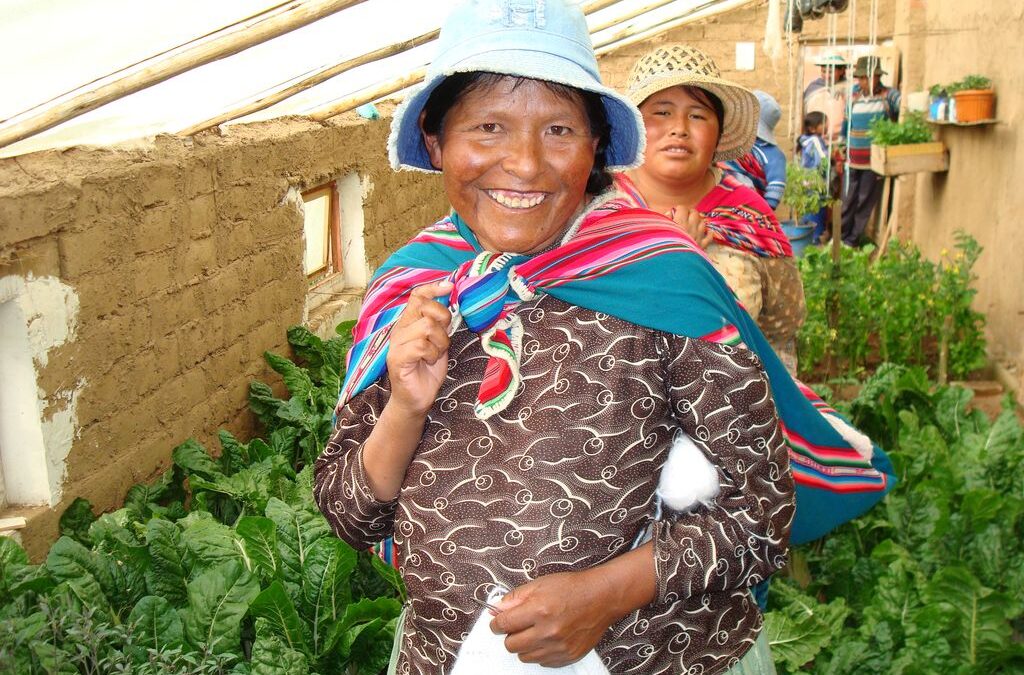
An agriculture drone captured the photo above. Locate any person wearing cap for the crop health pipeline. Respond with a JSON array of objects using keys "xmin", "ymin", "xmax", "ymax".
[
  {"xmin": 314, "ymin": 3, "xmax": 894, "ymax": 674},
  {"xmin": 841, "ymin": 55, "xmax": 901, "ymax": 246},
  {"xmin": 804, "ymin": 53, "xmax": 851, "ymax": 142},
  {"xmin": 719, "ymin": 90, "xmax": 788, "ymax": 209},
  {"xmin": 612, "ymin": 44, "xmax": 806, "ymax": 374}
]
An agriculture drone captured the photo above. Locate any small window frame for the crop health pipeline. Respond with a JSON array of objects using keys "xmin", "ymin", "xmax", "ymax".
[{"xmin": 301, "ymin": 183, "xmax": 342, "ymax": 289}]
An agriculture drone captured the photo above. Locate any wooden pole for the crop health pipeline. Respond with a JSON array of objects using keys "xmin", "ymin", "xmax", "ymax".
[
  {"xmin": 582, "ymin": 0, "xmax": 630, "ymax": 14},
  {"xmin": 305, "ymin": 0, "xmax": 635, "ymax": 123},
  {"xmin": 183, "ymin": 0, "xmax": 630, "ymax": 134},
  {"xmin": 595, "ymin": 0, "xmax": 757, "ymax": 53},
  {"xmin": 179, "ymin": 28, "xmax": 438, "ymax": 137},
  {"xmin": 309, "ymin": 67, "xmax": 427, "ymax": 121},
  {"xmin": 0, "ymin": 0, "xmax": 367, "ymax": 150},
  {"xmin": 590, "ymin": 0, "xmax": 680, "ymax": 34}
]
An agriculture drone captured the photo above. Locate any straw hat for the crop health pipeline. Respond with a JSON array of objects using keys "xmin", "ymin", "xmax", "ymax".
[
  {"xmin": 389, "ymin": 0, "xmax": 644, "ymax": 173},
  {"xmin": 624, "ymin": 44, "xmax": 759, "ymax": 162}
]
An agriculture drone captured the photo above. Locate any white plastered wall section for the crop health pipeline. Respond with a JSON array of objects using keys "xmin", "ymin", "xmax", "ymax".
[{"xmin": 0, "ymin": 275, "xmax": 81, "ymax": 508}]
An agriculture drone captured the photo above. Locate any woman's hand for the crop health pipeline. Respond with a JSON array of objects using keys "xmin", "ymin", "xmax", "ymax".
[
  {"xmin": 385, "ymin": 280, "xmax": 453, "ymax": 416},
  {"xmin": 487, "ymin": 570, "xmax": 618, "ymax": 668},
  {"xmin": 668, "ymin": 205, "xmax": 715, "ymax": 249},
  {"xmin": 488, "ymin": 544, "xmax": 657, "ymax": 668}
]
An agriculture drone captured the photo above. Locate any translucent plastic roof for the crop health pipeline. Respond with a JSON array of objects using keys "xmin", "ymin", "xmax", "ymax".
[{"xmin": 0, "ymin": 0, "xmax": 742, "ymax": 158}]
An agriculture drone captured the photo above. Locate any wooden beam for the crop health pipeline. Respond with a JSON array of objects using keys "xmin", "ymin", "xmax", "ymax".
[
  {"xmin": 0, "ymin": 0, "xmax": 367, "ymax": 150},
  {"xmin": 179, "ymin": 27, "xmax": 438, "ymax": 137},
  {"xmin": 595, "ymin": 0, "xmax": 758, "ymax": 54},
  {"xmin": 581, "ymin": 0, "xmax": 630, "ymax": 14},
  {"xmin": 589, "ymin": 0, "xmax": 680, "ymax": 34},
  {"xmin": 309, "ymin": 67, "xmax": 428, "ymax": 121},
  {"xmin": 249, "ymin": 0, "xmax": 632, "ymax": 125}
]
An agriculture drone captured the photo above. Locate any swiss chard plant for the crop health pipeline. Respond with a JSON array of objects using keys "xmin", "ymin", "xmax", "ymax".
[
  {"xmin": 765, "ymin": 364, "xmax": 1024, "ymax": 673},
  {"xmin": 0, "ymin": 322, "xmax": 405, "ymax": 675}
]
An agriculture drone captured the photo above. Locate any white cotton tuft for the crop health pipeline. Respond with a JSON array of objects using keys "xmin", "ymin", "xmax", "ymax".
[
  {"xmin": 824, "ymin": 414, "xmax": 875, "ymax": 460},
  {"xmin": 657, "ymin": 434, "xmax": 720, "ymax": 512}
]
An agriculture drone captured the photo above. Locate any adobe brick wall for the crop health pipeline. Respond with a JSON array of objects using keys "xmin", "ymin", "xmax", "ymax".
[{"xmin": 0, "ymin": 112, "xmax": 447, "ymax": 559}]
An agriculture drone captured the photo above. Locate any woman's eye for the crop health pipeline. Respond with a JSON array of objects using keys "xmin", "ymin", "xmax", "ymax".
[
  {"xmin": 479, "ymin": 123, "xmax": 500, "ymax": 133},
  {"xmin": 690, "ymin": 113, "xmax": 707, "ymax": 120},
  {"xmin": 549, "ymin": 125, "xmax": 572, "ymax": 136}
]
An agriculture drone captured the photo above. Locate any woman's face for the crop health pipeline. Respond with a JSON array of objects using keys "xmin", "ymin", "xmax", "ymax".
[
  {"xmin": 637, "ymin": 85, "xmax": 720, "ymax": 187},
  {"xmin": 422, "ymin": 77, "xmax": 598, "ymax": 254}
]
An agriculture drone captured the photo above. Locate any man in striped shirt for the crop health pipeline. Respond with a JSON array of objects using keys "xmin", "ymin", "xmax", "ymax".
[{"xmin": 841, "ymin": 56, "xmax": 900, "ymax": 246}]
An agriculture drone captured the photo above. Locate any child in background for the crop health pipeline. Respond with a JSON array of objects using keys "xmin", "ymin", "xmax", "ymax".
[
  {"xmin": 796, "ymin": 111, "xmax": 830, "ymax": 244},
  {"xmin": 719, "ymin": 90, "xmax": 787, "ymax": 209}
]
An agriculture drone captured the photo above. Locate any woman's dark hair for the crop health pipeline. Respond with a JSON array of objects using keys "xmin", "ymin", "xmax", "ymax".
[
  {"xmin": 803, "ymin": 110, "xmax": 827, "ymax": 134},
  {"xmin": 680, "ymin": 85, "xmax": 725, "ymax": 145},
  {"xmin": 421, "ymin": 71, "xmax": 613, "ymax": 194}
]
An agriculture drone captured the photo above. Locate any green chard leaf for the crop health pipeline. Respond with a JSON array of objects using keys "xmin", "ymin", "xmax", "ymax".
[
  {"xmin": 44, "ymin": 537, "xmax": 108, "ymax": 610},
  {"xmin": 180, "ymin": 512, "xmax": 248, "ymax": 573},
  {"xmin": 183, "ymin": 560, "xmax": 259, "ymax": 655},
  {"xmin": 250, "ymin": 381, "xmax": 286, "ymax": 428},
  {"xmin": 250, "ymin": 617, "xmax": 311, "ymax": 675},
  {"xmin": 128, "ymin": 595, "xmax": 184, "ymax": 654},
  {"xmin": 236, "ymin": 516, "xmax": 280, "ymax": 580},
  {"xmin": 265, "ymin": 498, "xmax": 331, "ymax": 592},
  {"xmin": 922, "ymin": 567, "xmax": 1017, "ymax": 668},
  {"xmin": 764, "ymin": 581, "xmax": 849, "ymax": 671},
  {"xmin": 302, "ymin": 537, "xmax": 357, "ymax": 656},
  {"xmin": 265, "ymin": 351, "xmax": 316, "ymax": 402},
  {"xmin": 172, "ymin": 438, "xmax": 223, "ymax": 480},
  {"xmin": 144, "ymin": 518, "xmax": 189, "ymax": 606},
  {"xmin": 58, "ymin": 497, "xmax": 97, "ymax": 546},
  {"xmin": 248, "ymin": 580, "xmax": 311, "ymax": 657}
]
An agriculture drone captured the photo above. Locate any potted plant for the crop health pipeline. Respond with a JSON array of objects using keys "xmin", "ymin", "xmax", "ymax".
[
  {"xmin": 780, "ymin": 163, "xmax": 829, "ymax": 255},
  {"xmin": 950, "ymin": 74, "xmax": 995, "ymax": 123},
  {"xmin": 927, "ymin": 83, "xmax": 949, "ymax": 121},
  {"xmin": 868, "ymin": 111, "xmax": 949, "ymax": 175}
]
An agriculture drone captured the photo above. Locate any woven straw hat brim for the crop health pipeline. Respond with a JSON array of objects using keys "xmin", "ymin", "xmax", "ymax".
[{"xmin": 627, "ymin": 74, "xmax": 759, "ymax": 163}]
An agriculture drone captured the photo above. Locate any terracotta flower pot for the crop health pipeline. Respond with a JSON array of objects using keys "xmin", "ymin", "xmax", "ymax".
[{"xmin": 953, "ymin": 89, "xmax": 995, "ymax": 123}]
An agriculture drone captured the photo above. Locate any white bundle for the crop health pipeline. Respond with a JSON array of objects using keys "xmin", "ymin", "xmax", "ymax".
[
  {"xmin": 656, "ymin": 433, "xmax": 721, "ymax": 512},
  {"xmin": 450, "ymin": 589, "xmax": 609, "ymax": 675}
]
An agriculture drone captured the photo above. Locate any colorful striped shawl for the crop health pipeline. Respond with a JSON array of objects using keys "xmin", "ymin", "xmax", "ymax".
[
  {"xmin": 338, "ymin": 199, "xmax": 894, "ymax": 545},
  {"xmin": 613, "ymin": 172, "xmax": 794, "ymax": 258}
]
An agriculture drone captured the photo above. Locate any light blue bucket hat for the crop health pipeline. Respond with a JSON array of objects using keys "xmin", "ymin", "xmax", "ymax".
[
  {"xmin": 754, "ymin": 90, "xmax": 781, "ymax": 145},
  {"xmin": 388, "ymin": 0, "xmax": 644, "ymax": 173}
]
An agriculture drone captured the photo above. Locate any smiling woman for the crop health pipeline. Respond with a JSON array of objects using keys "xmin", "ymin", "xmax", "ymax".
[
  {"xmin": 421, "ymin": 75, "xmax": 601, "ymax": 254},
  {"xmin": 313, "ymin": 2, "xmax": 892, "ymax": 675}
]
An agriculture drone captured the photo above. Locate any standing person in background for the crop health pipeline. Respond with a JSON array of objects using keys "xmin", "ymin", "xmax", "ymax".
[
  {"xmin": 803, "ymin": 53, "xmax": 850, "ymax": 142},
  {"xmin": 796, "ymin": 111, "xmax": 830, "ymax": 245},
  {"xmin": 614, "ymin": 44, "xmax": 805, "ymax": 374},
  {"xmin": 720, "ymin": 90, "xmax": 787, "ymax": 210},
  {"xmin": 842, "ymin": 55, "xmax": 900, "ymax": 247}
]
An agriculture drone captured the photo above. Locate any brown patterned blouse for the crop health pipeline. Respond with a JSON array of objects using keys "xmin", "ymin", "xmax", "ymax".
[{"xmin": 314, "ymin": 295, "xmax": 794, "ymax": 675}]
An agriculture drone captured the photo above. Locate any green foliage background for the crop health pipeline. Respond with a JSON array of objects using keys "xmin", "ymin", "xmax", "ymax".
[
  {"xmin": 797, "ymin": 231, "xmax": 986, "ymax": 381},
  {"xmin": 0, "ymin": 323, "xmax": 404, "ymax": 675},
  {"xmin": 765, "ymin": 364, "xmax": 1024, "ymax": 673}
]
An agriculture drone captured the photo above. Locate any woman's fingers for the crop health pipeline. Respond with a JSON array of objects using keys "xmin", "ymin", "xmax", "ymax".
[{"xmin": 398, "ymin": 280, "xmax": 453, "ymax": 327}]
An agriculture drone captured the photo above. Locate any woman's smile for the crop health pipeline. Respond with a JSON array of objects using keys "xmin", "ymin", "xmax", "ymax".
[
  {"xmin": 486, "ymin": 189, "xmax": 548, "ymax": 209},
  {"xmin": 422, "ymin": 76, "xmax": 598, "ymax": 254}
]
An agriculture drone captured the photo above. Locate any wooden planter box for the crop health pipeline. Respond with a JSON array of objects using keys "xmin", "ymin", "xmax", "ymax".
[{"xmin": 870, "ymin": 141, "xmax": 949, "ymax": 175}]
